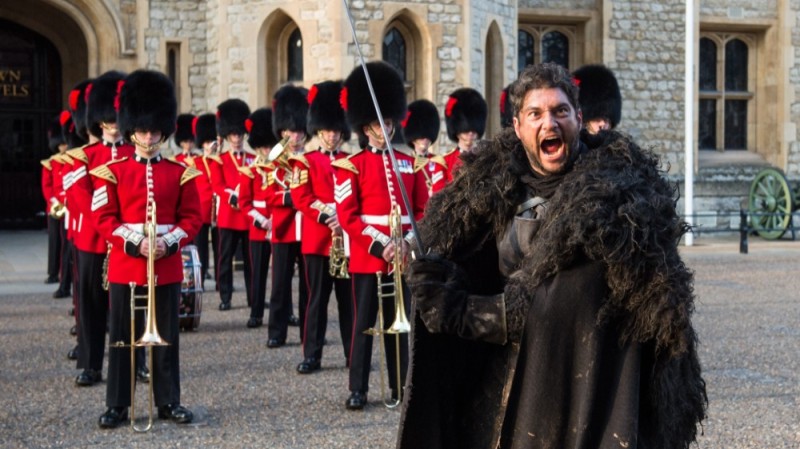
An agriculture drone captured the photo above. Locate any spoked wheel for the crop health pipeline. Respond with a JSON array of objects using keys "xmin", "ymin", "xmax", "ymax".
[{"xmin": 748, "ymin": 168, "xmax": 793, "ymax": 240}]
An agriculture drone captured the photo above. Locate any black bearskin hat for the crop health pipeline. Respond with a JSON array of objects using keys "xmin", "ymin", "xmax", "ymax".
[
  {"xmin": 68, "ymin": 79, "xmax": 92, "ymax": 142},
  {"xmin": 402, "ymin": 99, "xmax": 440, "ymax": 144},
  {"xmin": 271, "ymin": 84, "xmax": 309, "ymax": 138},
  {"xmin": 444, "ymin": 87, "xmax": 487, "ymax": 142},
  {"xmin": 174, "ymin": 113, "xmax": 196, "ymax": 146},
  {"xmin": 59, "ymin": 110, "xmax": 85, "ymax": 149},
  {"xmin": 87, "ymin": 70, "xmax": 126, "ymax": 139},
  {"xmin": 47, "ymin": 115, "xmax": 65, "ymax": 153},
  {"xmin": 572, "ymin": 64, "xmax": 622, "ymax": 129},
  {"xmin": 342, "ymin": 61, "xmax": 406, "ymax": 144},
  {"xmin": 193, "ymin": 113, "xmax": 217, "ymax": 148},
  {"xmin": 216, "ymin": 99, "xmax": 251, "ymax": 138},
  {"xmin": 117, "ymin": 70, "xmax": 177, "ymax": 142},
  {"xmin": 500, "ymin": 84, "xmax": 514, "ymax": 129},
  {"xmin": 246, "ymin": 108, "xmax": 279, "ymax": 149},
  {"xmin": 307, "ymin": 80, "xmax": 350, "ymax": 141}
]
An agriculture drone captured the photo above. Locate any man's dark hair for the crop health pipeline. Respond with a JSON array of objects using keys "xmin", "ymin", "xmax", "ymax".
[{"xmin": 510, "ymin": 63, "xmax": 580, "ymax": 119}]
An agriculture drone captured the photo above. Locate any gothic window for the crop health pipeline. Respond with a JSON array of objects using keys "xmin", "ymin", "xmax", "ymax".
[
  {"xmin": 166, "ymin": 42, "xmax": 180, "ymax": 107},
  {"xmin": 698, "ymin": 34, "xmax": 753, "ymax": 151},
  {"xmin": 517, "ymin": 25, "xmax": 575, "ymax": 74},
  {"xmin": 287, "ymin": 28, "xmax": 303, "ymax": 82},
  {"xmin": 382, "ymin": 22, "xmax": 416, "ymax": 100}
]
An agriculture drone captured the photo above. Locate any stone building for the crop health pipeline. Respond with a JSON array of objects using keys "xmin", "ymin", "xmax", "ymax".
[{"xmin": 1, "ymin": 0, "xmax": 798, "ymax": 234}]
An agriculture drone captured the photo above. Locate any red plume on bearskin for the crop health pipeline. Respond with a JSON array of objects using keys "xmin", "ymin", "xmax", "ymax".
[
  {"xmin": 194, "ymin": 113, "xmax": 218, "ymax": 148},
  {"xmin": 402, "ymin": 99, "xmax": 440, "ymax": 144},
  {"xmin": 247, "ymin": 108, "xmax": 279, "ymax": 149},
  {"xmin": 174, "ymin": 113, "xmax": 196, "ymax": 146},
  {"xmin": 271, "ymin": 84, "xmax": 308, "ymax": 139},
  {"xmin": 307, "ymin": 80, "xmax": 350, "ymax": 141},
  {"xmin": 216, "ymin": 98, "xmax": 250, "ymax": 138},
  {"xmin": 444, "ymin": 87, "xmax": 487, "ymax": 142},
  {"xmin": 571, "ymin": 64, "xmax": 622, "ymax": 129},
  {"xmin": 500, "ymin": 83, "xmax": 514, "ymax": 129},
  {"xmin": 117, "ymin": 70, "xmax": 177, "ymax": 141},
  {"xmin": 87, "ymin": 71, "xmax": 126, "ymax": 139},
  {"xmin": 68, "ymin": 79, "xmax": 92, "ymax": 142},
  {"xmin": 342, "ymin": 61, "xmax": 406, "ymax": 145}
]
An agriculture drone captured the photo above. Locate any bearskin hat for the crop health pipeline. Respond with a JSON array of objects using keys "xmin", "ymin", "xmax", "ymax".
[
  {"xmin": 444, "ymin": 87, "xmax": 487, "ymax": 142},
  {"xmin": 246, "ymin": 108, "xmax": 279, "ymax": 149},
  {"xmin": 47, "ymin": 115, "xmax": 65, "ymax": 153},
  {"xmin": 271, "ymin": 84, "xmax": 309, "ymax": 139},
  {"xmin": 117, "ymin": 70, "xmax": 177, "ymax": 142},
  {"xmin": 402, "ymin": 99, "xmax": 440, "ymax": 144},
  {"xmin": 174, "ymin": 113, "xmax": 196, "ymax": 146},
  {"xmin": 86, "ymin": 70, "xmax": 126, "ymax": 139},
  {"xmin": 307, "ymin": 80, "xmax": 350, "ymax": 141},
  {"xmin": 68, "ymin": 79, "xmax": 92, "ymax": 142},
  {"xmin": 216, "ymin": 99, "xmax": 251, "ymax": 138},
  {"xmin": 572, "ymin": 64, "xmax": 622, "ymax": 129},
  {"xmin": 59, "ymin": 110, "xmax": 85, "ymax": 149},
  {"xmin": 500, "ymin": 84, "xmax": 514, "ymax": 129},
  {"xmin": 342, "ymin": 61, "xmax": 406, "ymax": 144},
  {"xmin": 193, "ymin": 113, "xmax": 218, "ymax": 148}
]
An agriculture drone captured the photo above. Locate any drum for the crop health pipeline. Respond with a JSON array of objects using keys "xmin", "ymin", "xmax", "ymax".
[{"xmin": 179, "ymin": 244, "xmax": 203, "ymax": 331}]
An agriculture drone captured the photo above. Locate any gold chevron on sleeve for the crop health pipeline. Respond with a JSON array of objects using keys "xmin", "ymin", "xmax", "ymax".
[
  {"xmin": 89, "ymin": 164, "xmax": 117, "ymax": 184},
  {"xmin": 331, "ymin": 158, "xmax": 359, "ymax": 174},
  {"xmin": 180, "ymin": 167, "xmax": 203, "ymax": 185}
]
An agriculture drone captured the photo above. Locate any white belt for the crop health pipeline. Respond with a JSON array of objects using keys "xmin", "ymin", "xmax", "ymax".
[
  {"xmin": 123, "ymin": 223, "xmax": 173, "ymax": 235},
  {"xmin": 253, "ymin": 200, "xmax": 267, "ymax": 208},
  {"xmin": 360, "ymin": 214, "xmax": 411, "ymax": 226}
]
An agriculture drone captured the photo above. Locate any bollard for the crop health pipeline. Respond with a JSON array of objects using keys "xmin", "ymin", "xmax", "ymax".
[{"xmin": 739, "ymin": 209, "xmax": 748, "ymax": 254}]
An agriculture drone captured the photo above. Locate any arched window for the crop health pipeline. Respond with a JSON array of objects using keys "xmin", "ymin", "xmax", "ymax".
[
  {"xmin": 517, "ymin": 25, "xmax": 576, "ymax": 73},
  {"xmin": 287, "ymin": 28, "xmax": 303, "ymax": 82},
  {"xmin": 383, "ymin": 27, "xmax": 406, "ymax": 81},
  {"xmin": 698, "ymin": 34, "xmax": 753, "ymax": 151},
  {"xmin": 382, "ymin": 20, "xmax": 418, "ymax": 101}
]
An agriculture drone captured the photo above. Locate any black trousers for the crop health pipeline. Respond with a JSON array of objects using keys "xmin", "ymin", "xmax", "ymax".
[
  {"xmin": 249, "ymin": 240, "xmax": 272, "ymax": 319},
  {"xmin": 76, "ymin": 249, "xmax": 108, "ymax": 372},
  {"xmin": 267, "ymin": 242, "xmax": 307, "ymax": 342},
  {"xmin": 58, "ymin": 228, "xmax": 73, "ymax": 295},
  {"xmin": 348, "ymin": 273, "xmax": 409, "ymax": 394},
  {"xmin": 106, "ymin": 283, "xmax": 180, "ymax": 408},
  {"xmin": 193, "ymin": 223, "xmax": 210, "ymax": 287},
  {"xmin": 46, "ymin": 216, "xmax": 62, "ymax": 279},
  {"xmin": 301, "ymin": 254, "xmax": 353, "ymax": 363},
  {"xmin": 216, "ymin": 228, "xmax": 251, "ymax": 306}
]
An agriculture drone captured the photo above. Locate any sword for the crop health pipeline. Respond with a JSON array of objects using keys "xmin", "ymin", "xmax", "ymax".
[{"xmin": 341, "ymin": 0, "xmax": 426, "ymax": 253}]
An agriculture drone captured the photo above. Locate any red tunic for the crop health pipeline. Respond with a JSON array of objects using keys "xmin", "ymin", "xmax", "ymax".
[
  {"xmin": 179, "ymin": 154, "xmax": 215, "ymax": 225},
  {"xmin": 66, "ymin": 141, "xmax": 136, "ymax": 254},
  {"xmin": 265, "ymin": 163, "xmax": 302, "ymax": 243},
  {"xmin": 209, "ymin": 151, "xmax": 254, "ymax": 231},
  {"xmin": 40, "ymin": 157, "xmax": 56, "ymax": 210},
  {"xmin": 436, "ymin": 147, "xmax": 462, "ymax": 193},
  {"xmin": 332, "ymin": 147, "xmax": 428, "ymax": 274},
  {"xmin": 415, "ymin": 154, "xmax": 448, "ymax": 199},
  {"xmin": 288, "ymin": 148, "xmax": 347, "ymax": 256},
  {"xmin": 238, "ymin": 164, "xmax": 272, "ymax": 242},
  {"xmin": 90, "ymin": 154, "xmax": 201, "ymax": 285}
]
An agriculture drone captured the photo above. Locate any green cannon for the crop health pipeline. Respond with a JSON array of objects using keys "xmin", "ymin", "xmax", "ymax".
[{"xmin": 747, "ymin": 168, "xmax": 800, "ymax": 240}]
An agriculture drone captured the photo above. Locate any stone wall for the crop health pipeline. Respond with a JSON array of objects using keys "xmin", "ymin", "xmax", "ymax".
[{"xmin": 700, "ymin": 0, "xmax": 778, "ymax": 19}]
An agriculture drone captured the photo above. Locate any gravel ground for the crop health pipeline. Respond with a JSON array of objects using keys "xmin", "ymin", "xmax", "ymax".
[{"xmin": 0, "ymin": 231, "xmax": 798, "ymax": 448}]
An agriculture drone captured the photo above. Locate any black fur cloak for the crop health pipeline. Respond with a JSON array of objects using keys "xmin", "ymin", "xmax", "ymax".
[{"xmin": 397, "ymin": 129, "xmax": 706, "ymax": 449}]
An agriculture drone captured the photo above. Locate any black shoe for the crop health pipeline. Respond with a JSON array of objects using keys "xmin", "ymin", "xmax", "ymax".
[
  {"xmin": 69, "ymin": 325, "xmax": 77, "ymax": 336},
  {"xmin": 246, "ymin": 317, "xmax": 263, "ymax": 328},
  {"xmin": 98, "ymin": 407, "xmax": 128, "ymax": 428},
  {"xmin": 345, "ymin": 391, "xmax": 367, "ymax": 410},
  {"xmin": 136, "ymin": 366, "xmax": 150, "ymax": 383},
  {"xmin": 44, "ymin": 276, "xmax": 59, "ymax": 284},
  {"xmin": 67, "ymin": 346, "xmax": 79, "ymax": 360},
  {"xmin": 158, "ymin": 403, "xmax": 193, "ymax": 424},
  {"xmin": 218, "ymin": 302, "xmax": 231, "ymax": 311},
  {"xmin": 53, "ymin": 289, "xmax": 70, "ymax": 299},
  {"xmin": 266, "ymin": 338, "xmax": 285, "ymax": 348},
  {"xmin": 288, "ymin": 315, "xmax": 300, "ymax": 326},
  {"xmin": 296, "ymin": 357, "xmax": 321, "ymax": 374},
  {"xmin": 76, "ymin": 369, "xmax": 102, "ymax": 386}
]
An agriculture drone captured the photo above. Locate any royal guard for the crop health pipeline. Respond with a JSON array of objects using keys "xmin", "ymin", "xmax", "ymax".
[
  {"xmin": 402, "ymin": 99, "xmax": 446, "ymax": 198},
  {"xmin": 289, "ymin": 80, "xmax": 354, "ymax": 373},
  {"xmin": 211, "ymin": 99, "xmax": 254, "ymax": 311},
  {"xmin": 238, "ymin": 107, "xmax": 277, "ymax": 329},
  {"xmin": 52, "ymin": 111, "xmax": 78, "ymax": 300},
  {"xmin": 66, "ymin": 70, "xmax": 136, "ymax": 387},
  {"xmin": 264, "ymin": 84, "xmax": 308, "ymax": 348},
  {"xmin": 61, "ymin": 79, "xmax": 92, "ymax": 362},
  {"xmin": 41, "ymin": 116, "xmax": 68, "ymax": 286},
  {"xmin": 572, "ymin": 64, "xmax": 622, "ymax": 134},
  {"xmin": 173, "ymin": 113, "xmax": 197, "ymax": 163},
  {"xmin": 190, "ymin": 113, "xmax": 220, "ymax": 286},
  {"xmin": 439, "ymin": 87, "xmax": 487, "ymax": 191},
  {"xmin": 90, "ymin": 69, "xmax": 201, "ymax": 428},
  {"xmin": 333, "ymin": 61, "xmax": 428, "ymax": 410}
]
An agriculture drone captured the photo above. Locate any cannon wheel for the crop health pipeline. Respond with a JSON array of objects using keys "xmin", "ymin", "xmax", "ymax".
[{"xmin": 748, "ymin": 168, "xmax": 793, "ymax": 240}]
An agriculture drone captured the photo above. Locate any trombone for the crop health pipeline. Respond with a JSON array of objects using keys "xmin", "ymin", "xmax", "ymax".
[
  {"xmin": 364, "ymin": 204, "xmax": 411, "ymax": 408},
  {"xmin": 111, "ymin": 199, "xmax": 169, "ymax": 432}
]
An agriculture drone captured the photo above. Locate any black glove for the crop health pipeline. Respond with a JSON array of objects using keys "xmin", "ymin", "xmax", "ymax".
[
  {"xmin": 406, "ymin": 255, "xmax": 507, "ymax": 344},
  {"xmin": 228, "ymin": 194, "xmax": 239, "ymax": 208}
]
